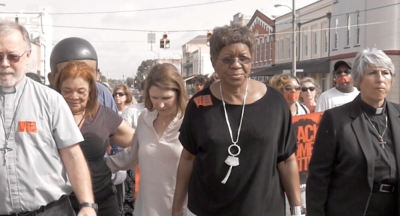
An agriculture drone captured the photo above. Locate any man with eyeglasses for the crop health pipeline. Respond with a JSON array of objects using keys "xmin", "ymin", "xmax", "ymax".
[
  {"xmin": 0, "ymin": 22, "xmax": 96, "ymax": 215},
  {"xmin": 315, "ymin": 60, "xmax": 359, "ymax": 112}
]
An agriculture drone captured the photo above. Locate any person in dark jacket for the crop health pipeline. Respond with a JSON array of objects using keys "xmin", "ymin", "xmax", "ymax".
[{"xmin": 307, "ymin": 48, "xmax": 399, "ymax": 216}]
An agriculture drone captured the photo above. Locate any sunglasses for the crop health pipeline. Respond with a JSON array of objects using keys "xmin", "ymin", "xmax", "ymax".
[
  {"xmin": 284, "ymin": 85, "xmax": 301, "ymax": 91},
  {"xmin": 301, "ymin": 87, "xmax": 316, "ymax": 92},
  {"xmin": 219, "ymin": 56, "xmax": 252, "ymax": 65},
  {"xmin": 113, "ymin": 92, "xmax": 126, "ymax": 97},
  {"xmin": 0, "ymin": 50, "xmax": 28, "ymax": 63}
]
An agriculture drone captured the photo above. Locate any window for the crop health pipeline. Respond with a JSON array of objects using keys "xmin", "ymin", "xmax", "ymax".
[
  {"xmin": 269, "ymin": 42, "xmax": 272, "ymax": 63},
  {"xmin": 303, "ymin": 32, "xmax": 308, "ymax": 57},
  {"xmin": 255, "ymin": 39, "xmax": 259, "ymax": 62},
  {"xmin": 264, "ymin": 37, "xmax": 268, "ymax": 62},
  {"xmin": 286, "ymin": 38, "xmax": 291, "ymax": 59},
  {"xmin": 346, "ymin": 14, "xmax": 351, "ymax": 46},
  {"xmin": 323, "ymin": 29, "xmax": 328, "ymax": 53},
  {"xmin": 259, "ymin": 40, "xmax": 262, "ymax": 62},
  {"xmin": 313, "ymin": 31, "xmax": 318, "ymax": 55},
  {"xmin": 356, "ymin": 11, "xmax": 360, "ymax": 44},
  {"xmin": 279, "ymin": 40, "xmax": 284, "ymax": 59},
  {"xmin": 334, "ymin": 18, "xmax": 339, "ymax": 49}
]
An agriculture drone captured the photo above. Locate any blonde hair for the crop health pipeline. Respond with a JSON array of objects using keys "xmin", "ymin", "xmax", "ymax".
[{"xmin": 269, "ymin": 74, "xmax": 300, "ymax": 93}]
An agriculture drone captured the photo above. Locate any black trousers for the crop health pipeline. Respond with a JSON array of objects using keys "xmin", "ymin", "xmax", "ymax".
[
  {"xmin": 1, "ymin": 195, "xmax": 75, "ymax": 216},
  {"xmin": 365, "ymin": 192, "xmax": 397, "ymax": 216}
]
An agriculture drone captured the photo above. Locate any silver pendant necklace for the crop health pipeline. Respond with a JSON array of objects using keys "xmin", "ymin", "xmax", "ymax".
[
  {"xmin": 0, "ymin": 81, "xmax": 28, "ymax": 165},
  {"xmin": 364, "ymin": 112, "xmax": 388, "ymax": 148},
  {"xmin": 219, "ymin": 78, "xmax": 248, "ymax": 184}
]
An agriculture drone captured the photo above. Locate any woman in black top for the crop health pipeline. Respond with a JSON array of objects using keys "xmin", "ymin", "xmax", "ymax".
[
  {"xmin": 172, "ymin": 24, "xmax": 302, "ymax": 216},
  {"xmin": 307, "ymin": 48, "xmax": 399, "ymax": 216}
]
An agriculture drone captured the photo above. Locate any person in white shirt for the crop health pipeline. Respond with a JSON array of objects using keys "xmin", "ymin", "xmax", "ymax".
[
  {"xmin": 0, "ymin": 21, "xmax": 96, "ymax": 215},
  {"xmin": 106, "ymin": 63, "xmax": 188, "ymax": 216},
  {"xmin": 315, "ymin": 60, "xmax": 359, "ymax": 112}
]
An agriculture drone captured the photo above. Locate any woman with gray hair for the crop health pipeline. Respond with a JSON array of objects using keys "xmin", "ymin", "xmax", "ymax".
[{"xmin": 307, "ymin": 48, "xmax": 399, "ymax": 216}]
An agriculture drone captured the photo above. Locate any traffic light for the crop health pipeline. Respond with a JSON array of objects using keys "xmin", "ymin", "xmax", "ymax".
[
  {"xmin": 206, "ymin": 32, "xmax": 212, "ymax": 46},
  {"xmin": 160, "ymin": 39, "xmax": 165, "ymax": 48},
  {"xmin": 160, "ymin": 34, "xmax": 170, "ymax": 49}
]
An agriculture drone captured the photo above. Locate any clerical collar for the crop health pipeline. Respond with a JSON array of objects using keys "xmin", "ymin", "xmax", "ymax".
[
  {"xmin": 0, "ymin": 87, "xmax": 16, "ymax": 94},
  {"xmin": 360, "ymin": 99, "xmax": 386, "ymax": 115},
  {"xmin": 0, "ymin": 77, "xmax": 27, "ymax": 95}
]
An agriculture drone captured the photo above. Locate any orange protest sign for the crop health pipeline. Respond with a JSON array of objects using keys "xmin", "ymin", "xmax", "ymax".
[{"xmin": 292, "ymin": 112, "xmax": 323, "ymax": 184}]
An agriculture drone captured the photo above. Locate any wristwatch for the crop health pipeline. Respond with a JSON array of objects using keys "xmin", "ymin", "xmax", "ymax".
[
  {"xmin": 79, "ymin": 202, "xmax": 98, "ymax": 212},
  {"xmin": 290, "ymin": 206, "xmax": 303, "ymax": 216}
]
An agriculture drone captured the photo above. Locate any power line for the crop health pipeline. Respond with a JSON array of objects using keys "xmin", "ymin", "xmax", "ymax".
[
  {"xmin": 37, "ymin": 24, "xmax": 211, "ymax": 33},
  {"xmin": 23, "ymin": 15, "xmax": 397, "ymax": 37},
  {"xmin": 41, "ymin": 18, "xmax": 397, "ymax": 44},
  {"xmin": 48, "ymin": 0, "xmax": 233, "ymax": 15},
  {"xmin": 276, "ymin": 2, "xmax": 400, "ymax": 26},
  {"xmin": 5, "ymin": 1, "xmax": 399, "ymax": 36}
]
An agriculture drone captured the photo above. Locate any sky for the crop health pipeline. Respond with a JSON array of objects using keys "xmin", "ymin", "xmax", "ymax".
[{"xmin": 3, "ymin": 0, "xmax": 318, "ymax": 80}]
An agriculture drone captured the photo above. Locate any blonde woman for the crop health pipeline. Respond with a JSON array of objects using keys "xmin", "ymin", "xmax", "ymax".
[{"xmin": 270, "ymin": 74, "xmax": 309, "ymax": 116}]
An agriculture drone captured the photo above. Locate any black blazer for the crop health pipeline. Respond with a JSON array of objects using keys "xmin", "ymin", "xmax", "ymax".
[{"xmin": 306, "ymin": 96, "xmax": 400, "ymax": 216}]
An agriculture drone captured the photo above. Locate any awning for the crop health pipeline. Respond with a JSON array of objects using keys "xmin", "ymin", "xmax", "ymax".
[{"xmin": 251, "ymin": 57, "xmax": 331, "ymax": 77}]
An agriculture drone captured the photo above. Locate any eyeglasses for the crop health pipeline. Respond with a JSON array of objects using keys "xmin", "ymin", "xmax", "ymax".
[
  {"xmin": 301, "ymin": 87, "xmax": 316, "ymax": 92},
  {"xmin": 113, "ymin": 92, "xmax": 126, "ymax": 97},
  {"xmin": 0, "ymin": 50, "xmax": 28, "ymax": 63},
  {"xmin": 219, "ymin": 56, "xmax": 252, "ymax": 65},
  {"xmin": 284, "ymin": 85, "xmax": 301, "ymax": 91}
]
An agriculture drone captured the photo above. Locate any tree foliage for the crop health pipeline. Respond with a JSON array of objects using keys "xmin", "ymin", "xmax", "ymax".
[
  {"xmin": 126, "ymin": 77, "xmax": 134, "ymax": 87},
  {"xmin": 135, "ymin": 59, "xmax": 157, "ymax": 89}
]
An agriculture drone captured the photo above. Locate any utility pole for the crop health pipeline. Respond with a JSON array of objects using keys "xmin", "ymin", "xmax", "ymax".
[
  {"xmin": 292, "ymin": 0, "xmax": 296, "ymax": 77},
  {"xmin": 275, "ymin": 2, "xmax": 297, "ymax": 77}
]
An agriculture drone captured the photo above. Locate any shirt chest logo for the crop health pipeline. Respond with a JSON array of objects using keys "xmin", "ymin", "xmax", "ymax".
[
  {"xmin": 18, "ymin": 121, "xmax": 37, "ymax": 133},
  {"xmin": 193, "ymin": 95, "xmax": 213, "ymax": 108}
]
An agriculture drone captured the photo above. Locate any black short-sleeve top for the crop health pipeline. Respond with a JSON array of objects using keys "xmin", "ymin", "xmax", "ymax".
[
  {"xmin": 179, "ymin": 86, "xmax": 296, "ymax": 216},
  {"xmin": 80, "ymin": 105, "xmax": 123, "ymax": 198}
]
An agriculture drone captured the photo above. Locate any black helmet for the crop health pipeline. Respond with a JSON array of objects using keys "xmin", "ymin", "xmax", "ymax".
[{"xmin": 50, "ymin": 37, "xmax": 98, "ymax": 73}]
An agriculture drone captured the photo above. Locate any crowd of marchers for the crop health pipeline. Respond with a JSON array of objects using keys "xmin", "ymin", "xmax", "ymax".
[{"xmin": 0, "ymin": 21, "xmax": 398, "ymax": 216}]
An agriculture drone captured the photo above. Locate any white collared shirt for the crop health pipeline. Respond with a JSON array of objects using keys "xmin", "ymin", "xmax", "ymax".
[{"xmin": 0, "ymin": 77, "xmax": 83, "ymax": 214}]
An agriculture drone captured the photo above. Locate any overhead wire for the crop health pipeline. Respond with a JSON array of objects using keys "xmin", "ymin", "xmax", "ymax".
[
  {"xmin": 40, "ymin": 25, "xmax": 209, "ymax": 33},
  {"xmin": 275, "ymin": 2, "xmax": 400, "ymax": 25},
  {"xmin": 4, "ymin": 1, "xmax": 399, "ymax": 40},
  {"xmin": 0, "ymin": 0, "xmax": 232, "ymax": 15},
  {"xmin": 48, "ymin": 0, "xmax": 233, "ymax": 15},
  {"xmin": 21, "ymin": 17, "xmax": 398, "ymax": 39}
]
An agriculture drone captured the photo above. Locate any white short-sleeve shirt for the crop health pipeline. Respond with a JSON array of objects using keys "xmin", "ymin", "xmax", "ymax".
[
  {"xmin": 0, "ymin": 77, "xmax": 83, "ymax": 214},
  {"xmin": 315, "ymin": 87, "xmax": 359, "ymax": 112}
]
